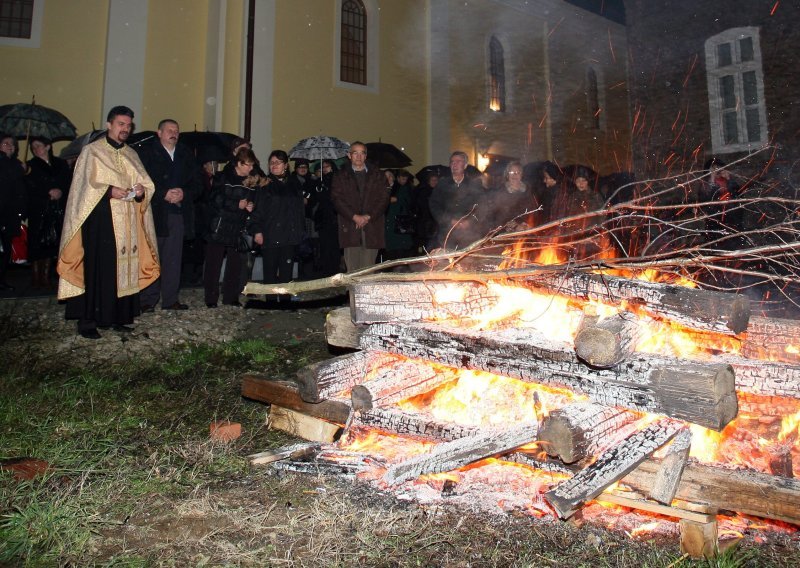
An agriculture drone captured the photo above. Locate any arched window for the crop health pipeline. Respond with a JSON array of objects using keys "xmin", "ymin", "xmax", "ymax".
[
  {"xmin": 705, "ymin": 27, "xmax": 768, "ymax": 153},
  {"xmin": 340, "ymin": 0, "xmax": 367, "ymax": 85},
  {"xmin": 489, "ymin": 36, "xmax": 505, "ymax": 112},
  {"xmin": 587, "ymin": 67, "xmax": 600, "ymax": 129}
]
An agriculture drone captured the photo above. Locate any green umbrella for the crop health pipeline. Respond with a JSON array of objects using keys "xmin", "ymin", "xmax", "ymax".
[{"xmin": 0, "ymin": 101, "xmax": 77, "ymax": 141}]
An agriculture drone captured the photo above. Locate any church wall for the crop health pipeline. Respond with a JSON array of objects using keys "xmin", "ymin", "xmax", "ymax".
[
  {"xmin": 0, "ymin": 0, "xmax": 109, "ymax": 148},
  {"xmin": 268, "ymin": 0, "xmax": 429, "ymax": 166},
  {"xmin": 140, "ymin": 0, "xmax": 211, "ymax": 132}
]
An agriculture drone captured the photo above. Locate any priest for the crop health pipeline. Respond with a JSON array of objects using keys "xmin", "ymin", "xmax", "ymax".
[{"xmin": 57, "ymin": 105, "xmax": 160, "ymax": 339}]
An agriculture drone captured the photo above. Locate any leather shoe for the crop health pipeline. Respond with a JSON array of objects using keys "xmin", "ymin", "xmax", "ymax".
[
  {"xmin": 112, "ymin": 325, "xmax": 134, "ymax": 333},
  {"xmin": 79, "ymin": 329, "xmax": 102, "ymax": 340},
  {"xmin": 0, "ymin": 282, "xmax": 14, "ymax": 291},
  {"xmin": 140, "ymin": 304, "xmax": 155, "ymax": 313},
  {"xmin": 206, "ymin": 303, "xmax": 217, "ymax": 308},
  {"xmin": 163, "ymin": 302, "xmax": 189, "ymax": 310},
  {"xmin": 223, "ymin": 301, "xmax": 242, "ymax": 308}
]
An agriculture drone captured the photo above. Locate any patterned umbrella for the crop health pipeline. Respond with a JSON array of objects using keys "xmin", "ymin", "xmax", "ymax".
[
  {"xmin": 289, "ymin": 135, "xmax": 350, "ymax": 161},
  {"xmin": 0, "ymin": 102, "xmax": 77, "ymax": 141}
]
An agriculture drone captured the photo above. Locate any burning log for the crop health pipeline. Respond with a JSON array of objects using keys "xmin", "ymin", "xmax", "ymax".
[
  {"xmin": 351, "ymin": 280, "xmax": 500, "ymax": 323},
  {"xmin": 574, "ymin": 312, "xmax": 643, "ymax": 368},
  {"xmin": 524, "ymin": 271, "xmax": 750, "ymax": 335},
  {"xmin": 383, "ymin": 421, "xmax": 540, "ymax": 486},
  {"xmin": 351, "ymin": 358, "xmax": 459, "ymax": 411},
  {"xmin": 360, "ymin": 322, "xmax": 738, "ymax": 430},
  {"xmin": 241, "ymin": 375, "xmax": 352, "ymax": 424},
  {"xmin": 715, "ymin": 355, "xmax": 800, "ymax": 399},
  {"xmin": 544, "ymin": 418, "xmax": 685, "ymax": 518},
  {"xmin": 650, "ymin": 429, "xmax": 692, "ymax": 504},
  {"xmin": 537, "ymin": 402, "xmax": 639, "ymax": 463},
  {"xmin": 742, "ymin": 316, "xmax": 800, "ymax": 364},
  {"xmin": 352, "ymin": 408, "xmax": 481, "ymax": 442},
  {"xmin": 294, "ymin": 351, "xmax": 398, "ymax": 403}
]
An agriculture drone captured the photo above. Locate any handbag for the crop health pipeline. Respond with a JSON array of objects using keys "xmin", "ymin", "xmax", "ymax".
[
  {"xmin": 38, "ymin": 201, "xmax": 64, "ymax": 249},
  {"xmin": 394, "ymin": 213, "xmax": 416, "ymax": 235},
  {"xmin": 236, "ymin": 230, "xmax": 255, "ymax": 253}
]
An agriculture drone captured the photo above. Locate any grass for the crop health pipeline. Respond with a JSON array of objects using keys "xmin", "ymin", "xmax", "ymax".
[{"xmin": 0, "ymin": 331, "xmax": 797, "ymax": 566}]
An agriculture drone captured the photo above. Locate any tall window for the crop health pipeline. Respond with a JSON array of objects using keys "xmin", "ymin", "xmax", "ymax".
[
  {"xmin": 340, "ymin": 0, "xmax": 366, "ymax": 85},
  {"xmin": 705, "ymin": 27, "xmax": 768, "ymax": 153},
  {"xmin": 489, "ymin": 36, "xmax": 505, "ymax": 112},
  {"xmin": 0, "ymin": 0, "xmax": 33, "ymax": 38}
]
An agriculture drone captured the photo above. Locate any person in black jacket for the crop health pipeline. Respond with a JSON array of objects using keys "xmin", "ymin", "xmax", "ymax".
[
  {"xmin": 308, "ymin": 159, "xmax": 341, "ymax": 276},
  {"xmin": 0, "ymin": 134, "xmax": 26, "ymax": 290},
  {"xmin": 25, "ymin": 136, "xmax": 71, "ymax": 288},
  {"xmin": 248, "ymin": 150, "xmax": 306, "ymax": 294},
  {"xmin": 135, "ymin": 119, "xmax": 202, "ymax": 310},
  {"xmin": 203, "ymin": 148, "xmax": 260, "ymax": 307}
]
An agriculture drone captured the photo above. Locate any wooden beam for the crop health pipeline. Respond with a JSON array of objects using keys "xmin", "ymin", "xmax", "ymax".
[
  {"xmin": 241, "ymin": 374, "xmax": 352, "ymax": 424},
  {"xmin": 650, "ymin": 429, "xmax": 692, "ymax": 504},
  {"xmin": 269, "ymin": 406, "xmax": 342, "ymax": 443}
]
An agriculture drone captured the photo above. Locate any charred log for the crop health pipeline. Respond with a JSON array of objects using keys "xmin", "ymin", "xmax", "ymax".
[
  {"xmin": 360, "ymin": 322, "xmax": 738, "ymax": 430},
  {"xmin": 294, "ymin": 351, "xmax": 397, "ymax": 403},
  {"xmin": 574, "ymin": 312, "xmax": 643, "ymax": 368},
  {"xmin": 351, "ymin": 358, "xmax": 459, "ymax": 411},
  {"xmin": 524, "ymin": 271, "xmax": 750, "ymax": 335},
  {"xmin": 742, "ymin": 316, "xmax": 800, "ymax": 364},
  {"xmin": 352, "ymin": 408, "xmax": 481, "ymax": 442},
  {"xmin": 544, "ymin": 419, "xmax": 685, "ymax": 518},
  {"xmin": 383, "ymin": 421, "xmax": 540, "ymax": 486},
  {"xmin": 650, "ymin": 429, "xmax": 693, "ymax": 504},
  {"xmin": 537, "ymin": 402, "xmax": 639, "ymax": 463}
]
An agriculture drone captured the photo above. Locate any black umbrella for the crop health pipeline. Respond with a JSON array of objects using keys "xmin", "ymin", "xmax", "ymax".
[
  {"xmin": 0, "ymin": 101, "xmax": 77, "ymax": 141},
  {"xmin": 58, "ymin": 129, "xmax": 106, "ymax": 160},
  {"xmin": 128, "ymin": 130, "xmax": 241, "ymax": 163},
  {"xmin": 365, "ymin": 142, "xmax": 412, "ymax": 169},
  {"xmin": 415, "ymin": 164, "xmax": 481, "ymax": 183},
  {"xmin": 180, "ymin": 131, "xmax": 239, "ymax": 163}
]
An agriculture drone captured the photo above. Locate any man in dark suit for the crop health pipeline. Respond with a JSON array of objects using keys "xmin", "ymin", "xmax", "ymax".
[
  {"xmin": 136, "ymin": 119, "xmax": 201, "ymax": 310},
  {"xmin": 331, "ymin": 142, "xmax": 390, "ymax": 272}
]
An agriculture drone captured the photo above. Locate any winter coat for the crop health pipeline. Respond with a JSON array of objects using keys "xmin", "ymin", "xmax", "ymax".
[
  {"xmin": 428, "ymin": 175, "xmax": 485, "ymax": 249},
  {"xmin": 0, "ymin": 153, "xmax": 26, "ymax": 238},
  {"xmin": 25, "ymin": 155, "xmax": 71, "ymax": 259},
  {"xmin": 248, "ymin": 174, "xmax": 306, "ymax": 248},
  {"xmin": 480, "ymin": 184, "xmax": 538, "ymax": 232},
  {"xmin": 331, "ymin": 165, "xmax": 390, "ymax": 249},
  {"xmin": 136, "ymin": 141, "xmax": 202, "ymax": 240},
  {"xmin": 384, "ymin": 182, "xmax": 415, "ymax": 251},
  {"xmin": 206, "ymin": 169, "xmax": 255, "ymax": 247}
]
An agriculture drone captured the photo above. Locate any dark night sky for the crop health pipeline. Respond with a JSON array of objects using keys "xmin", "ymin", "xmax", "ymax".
[{"xmin": 563, "ymin": 0, "xmax": 626, "ymax": 24}]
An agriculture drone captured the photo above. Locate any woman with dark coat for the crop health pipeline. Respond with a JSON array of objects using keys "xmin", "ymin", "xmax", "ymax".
[
  {"xmin": 25, "ymin": 136, "xmax": 71, "ymax": 287},
  {"xmin": 203, "ymin": 148, "xmax": 258, "ymax": 307},
  {"xmin": 308, "ymin": 159, "xmax": 341, "ymax": 276},
  {"xmin": 248, "ymin": 150, "xmax": 306, "ymax": 289},
  {"xmin": 382, "ymin": 169, "xmax": 416, "ymax": 262}
]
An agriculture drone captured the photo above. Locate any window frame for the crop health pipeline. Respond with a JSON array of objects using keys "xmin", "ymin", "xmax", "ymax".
[
  {"xmin": 0, "ymin": 0, "xmax": 44, "ymax": 48},
  {"xmin": 488, "ymin": 35, "xmax": 506, "ymax": 113},
  {"xmin": 334, "ymin": 0, "xmax": 379, "ymax": 93},
  {"xmin": 705, "ymin": 27, "xmax": 768, "ymax": 154}
]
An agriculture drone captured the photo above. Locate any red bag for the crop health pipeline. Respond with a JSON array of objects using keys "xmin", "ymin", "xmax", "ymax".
[{"xmin": 11, "ymin": 221, "xmax": 28, "ymax": 264}]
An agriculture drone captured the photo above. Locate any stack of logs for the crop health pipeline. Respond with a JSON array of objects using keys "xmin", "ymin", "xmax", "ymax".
[{"xmin": 243, "ymin": 271, "xmax": 800, "ymax": 556}]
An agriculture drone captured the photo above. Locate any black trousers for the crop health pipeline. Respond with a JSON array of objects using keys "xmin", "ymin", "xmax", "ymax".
[
  {"xmin": 262, "ymin": 244, "xmax": 296, "ymax": 284},
  {"xmin": 203, "ymin": 242, "xmax": 244, "ymax": 305}
]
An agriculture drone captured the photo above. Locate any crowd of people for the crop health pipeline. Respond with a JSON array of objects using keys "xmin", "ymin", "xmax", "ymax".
[{"xmin": 0, "ymin": 105, "xmax": 748, "ymax": 338}]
